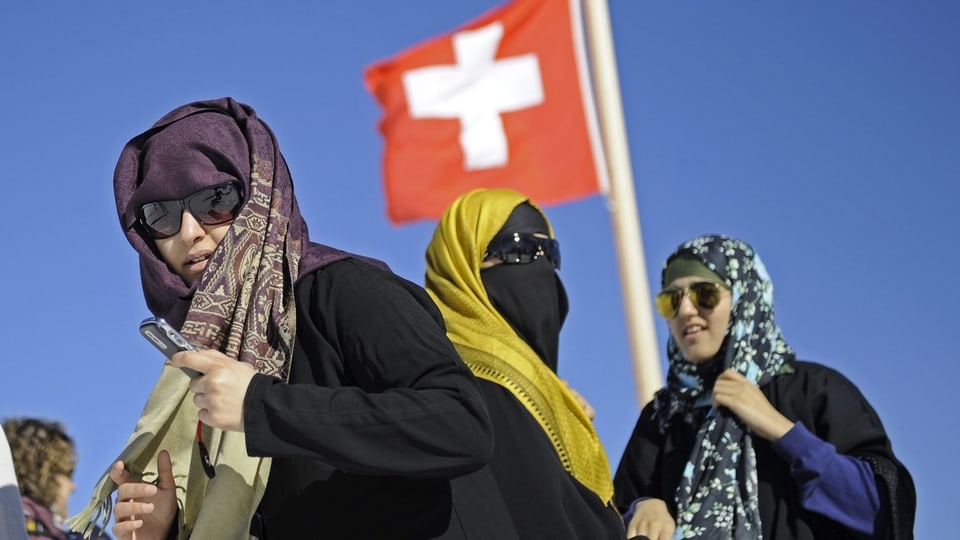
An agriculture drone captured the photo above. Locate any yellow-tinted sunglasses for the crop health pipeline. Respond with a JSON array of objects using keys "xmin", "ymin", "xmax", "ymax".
[{"xmin": 655, "ymin": 281, "xmax": 725, "ymax": 319}]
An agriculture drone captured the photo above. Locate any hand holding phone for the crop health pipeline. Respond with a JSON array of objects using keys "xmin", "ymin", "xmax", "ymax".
[
  {"xmin": 139, "ymin": 317, "xmax": 202, "ymax": 378},
  {"xmin": 139, "ymin": 318, "xmax": 216, "ymax": 478}
]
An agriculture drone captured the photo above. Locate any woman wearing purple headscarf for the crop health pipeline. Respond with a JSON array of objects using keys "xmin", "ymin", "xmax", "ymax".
[{"xmin": 70, "ymin": 98, "xmax": 515, "ymax": 540}]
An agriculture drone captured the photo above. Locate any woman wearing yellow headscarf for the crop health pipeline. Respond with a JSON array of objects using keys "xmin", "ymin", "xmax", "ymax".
[{"xmin": 426, "ymin": 188, "xmax": 624, "ymax": 539}]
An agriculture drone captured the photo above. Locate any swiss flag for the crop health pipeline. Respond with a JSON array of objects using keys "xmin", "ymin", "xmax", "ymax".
[{"xmin": 365, "ymin": 0, "xmax": 608, "ymax": 224}]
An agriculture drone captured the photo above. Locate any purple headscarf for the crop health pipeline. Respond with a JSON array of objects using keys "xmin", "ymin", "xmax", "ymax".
[{"xmin": 115, "ymin": 97, "xmax": 374, "ymax": 377}]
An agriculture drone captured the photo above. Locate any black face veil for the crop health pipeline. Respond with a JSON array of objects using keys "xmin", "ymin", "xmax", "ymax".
[{"xmin": 481, "ymin": 203, "xmax": 568, "ymax": 372}]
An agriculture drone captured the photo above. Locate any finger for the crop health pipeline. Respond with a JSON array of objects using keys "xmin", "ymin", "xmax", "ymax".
[
  {"xmin": 116, "ymin": 481, "xmax": 159, "ymax": 501},
  {"xmin": 627, "ymin": 513, "xmax": 648, "ymax": 537},
  {"xmin": 713, "ymin": 391, "xmax": 739, "ymax": 414},
  {"xmin": 714, "ymin": 372, "xmax": 734, "ymax": 387},
  {"xmin": 112, "ymin": 518, "xmax": 143, "ymax": 537},
  {"xmin": 114, "ymin": 500, "xmax": 155, "ymax": 519},
  {"xmin": 713, "ymin": 378, "xmax": 741, "ymax": 400},
  {"xmin": 169, "ymin": 350, "xmax": 220, "ymax": 374},
  {"xmin": 717, "ymin": 368, "xmax": 742, "ymax": 383},
  {"xmin": 648, "ymin": 524, "xmax": 672, "ymax": 540},
  {"xmin": 630, "ymin": 521, "xmax": 653, "ymax": 539},
  {"xmin": 584, "ymin": 404, "xmax": 595, "ymax": 419},
  {"xmin": 109, "ymin": 461, "xmax": 130, "ymax": 486},
  {"xmin": 156, "ymin": 450, "xmax": 176, "ymax": 490}
]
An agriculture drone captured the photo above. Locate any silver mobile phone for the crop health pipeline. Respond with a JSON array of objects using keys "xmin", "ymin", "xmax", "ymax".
[{"xmin": 139, "ymin": 317, "xmax": 202, "ymax": 378}]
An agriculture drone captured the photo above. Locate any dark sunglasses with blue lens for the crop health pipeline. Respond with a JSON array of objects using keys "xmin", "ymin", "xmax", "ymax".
[{"xmin": 483, "ymin": 232, "xmax": 561, "ymax": 269}]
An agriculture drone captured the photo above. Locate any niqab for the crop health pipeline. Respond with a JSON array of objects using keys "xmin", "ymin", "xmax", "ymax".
[
  {"xmin": 480, "ymin": 203, "xmax": 568, "ymax": 372},
  {"xmin": 425, "ymin": 188, "xmax": 614, "ymax": 505}
]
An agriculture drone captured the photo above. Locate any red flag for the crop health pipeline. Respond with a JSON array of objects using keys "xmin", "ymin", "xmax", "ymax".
[{"xmin": 365, "ymin": 0, "xmax": 608, "ymax": 224}]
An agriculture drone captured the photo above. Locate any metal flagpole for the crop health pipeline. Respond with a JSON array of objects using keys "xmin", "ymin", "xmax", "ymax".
[{"xmin": 580, "ymin": 0, "xmax": 663, "ymax": 406}]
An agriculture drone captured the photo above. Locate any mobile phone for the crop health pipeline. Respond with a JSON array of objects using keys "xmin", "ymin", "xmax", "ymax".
[{"xmin": 139, "ymin": 317, "xmax": 202, "ymax": 378}]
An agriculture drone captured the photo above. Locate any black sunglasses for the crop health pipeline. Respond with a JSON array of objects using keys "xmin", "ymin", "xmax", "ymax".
[
  {"xmin": 138, "ymin": 181, "xmax": 243, "ymax": 239},
  {"xmin": 655, "ymin": 281, "xmax": 725, "ymax": 319},
  {"xmin": 484, "ymin": 232, "xmax": 561, "ymax": 269}
]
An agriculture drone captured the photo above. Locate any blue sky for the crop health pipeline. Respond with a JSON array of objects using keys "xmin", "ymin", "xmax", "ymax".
[{"xmin": 1, "ymin": 1, "xmax": 955, "ymax": 537}]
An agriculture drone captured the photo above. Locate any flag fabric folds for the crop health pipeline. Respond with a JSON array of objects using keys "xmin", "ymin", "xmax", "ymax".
[{"xmin": 365, "ymin": 0, "xmax": 608, "ymax": 224}]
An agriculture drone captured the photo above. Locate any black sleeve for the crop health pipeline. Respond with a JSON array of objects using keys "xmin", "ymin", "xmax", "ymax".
[
  {"xmin": 613, "ymin": 402, "xmax": 666, "ymax": 515},
  {"xmin": 819, "ymin": 367, "xmax": 916, "ymax": 540},
  {"xmin": 242, "ymin": 259, "xmax": 494, "ymax": 479},
  {"xmin": 771, "ymin": 362, "xmax": 916, "ymax": 540}
]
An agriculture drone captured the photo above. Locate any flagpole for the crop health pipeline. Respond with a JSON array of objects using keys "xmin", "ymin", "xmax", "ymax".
[{"xmin": 580, "ymin": 0, "xmax": 662, "ymax": 407}]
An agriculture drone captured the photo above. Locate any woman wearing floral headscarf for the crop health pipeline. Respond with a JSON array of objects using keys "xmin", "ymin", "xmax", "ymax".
[{"xmin": 614, "ymin": 234, "xmax": 915, "ymax": 539}]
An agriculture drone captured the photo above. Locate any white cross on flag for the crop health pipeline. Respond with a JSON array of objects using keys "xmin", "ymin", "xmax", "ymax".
[{"xmin": 366, "ymin": 0, "xmax": 608, "ymax": 224}]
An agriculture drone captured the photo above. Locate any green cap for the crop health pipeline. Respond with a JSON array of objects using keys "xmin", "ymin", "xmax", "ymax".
[{"xmin": 662, "ymin": 255, "xmax": 726, "ymax": 288}]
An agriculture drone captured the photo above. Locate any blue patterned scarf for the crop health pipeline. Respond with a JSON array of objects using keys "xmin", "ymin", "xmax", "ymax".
[{"xmin": 651, "ymin": 235, "xmax": 795, "ymax": 539}]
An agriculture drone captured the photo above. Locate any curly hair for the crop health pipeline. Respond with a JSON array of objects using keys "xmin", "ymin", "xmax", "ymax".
[{"xmin": 2, "ymin": 417, "xmax": 76, "ymax": 509}]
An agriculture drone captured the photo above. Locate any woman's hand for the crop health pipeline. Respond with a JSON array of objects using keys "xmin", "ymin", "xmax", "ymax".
[
  {"xmin": 627, "ymin": 498, "xmax": 676, "ymax": 540},
  {"xmin": 110, "ymin": 450, "xmax": 176, "ymax": 540},
  {"xmin": 713, "ymin": 368, "xmax": 795, "ymax": 441},
  {"xmin": 170, "ymin": 349, "xmax": 257, "ymax": 432},
  {"xmin": 562, "ymin": 380, "xmax": 596, "ymax": 421}
]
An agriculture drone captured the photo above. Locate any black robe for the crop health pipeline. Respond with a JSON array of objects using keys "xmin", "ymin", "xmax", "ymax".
[
  {"xmin": 243, "ymin": 259, "xmax": 517, "ymax": 539},
  {"xmin": 614, "ymin": 361, "xmax": 915, "ymax": 540},
  {"xmin": 478, "ymin": 382, "xmax": 626, "ymax": 539}
]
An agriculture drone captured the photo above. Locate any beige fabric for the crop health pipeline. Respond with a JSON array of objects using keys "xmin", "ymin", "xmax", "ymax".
[{"xmin": 68, "ymin": 367, "xmax": 270, "ymax": 539}]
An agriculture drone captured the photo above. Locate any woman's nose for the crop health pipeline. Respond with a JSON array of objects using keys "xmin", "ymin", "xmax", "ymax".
[
  {"xmin": 178, "ymin": 210, "xmax": 205, "ymax": 241},
  {"xmin": 675, "ymin": 292, "xmax": 698, "ymax": 317}
]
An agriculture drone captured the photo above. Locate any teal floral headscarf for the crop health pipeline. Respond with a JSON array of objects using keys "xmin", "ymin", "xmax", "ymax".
[{"xmin": 651, "ymin": 234, "xmax": 795, "ymax": 539}]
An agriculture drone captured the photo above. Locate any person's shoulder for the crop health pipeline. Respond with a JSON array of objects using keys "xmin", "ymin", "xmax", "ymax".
[
  {"xmin": 322, "ymin": 256, "xmax": 389, "ymax": 273},
  {"xmin": 790, "ymin": 359, "xmax": 844, "ymax": 377},
  {"xmin": 775, "ymin": 359, "xmax": 868, "ymax": 401},
  {"xmin": 301, "ymin": 257, "xmax": 432, "ymax": 303},
  {"xmin": 789, "ymin": 360, "xmax": 856, "ymax": 383},
  {"xmin": 300, "ymin": 257, "xmax": 396, "ymax": 287}
]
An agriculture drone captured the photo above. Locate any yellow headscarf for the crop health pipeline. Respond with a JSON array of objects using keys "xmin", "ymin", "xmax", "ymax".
[{"xmin": 425, "ymin": 188, "xmax": 614, "ymax": 505}]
